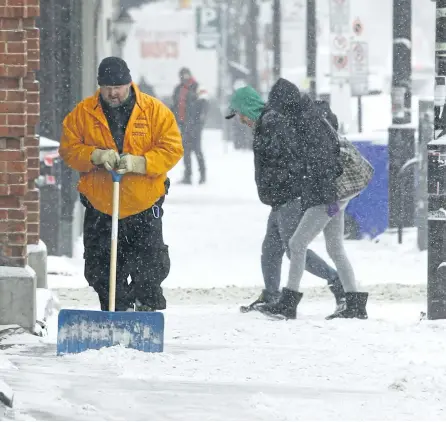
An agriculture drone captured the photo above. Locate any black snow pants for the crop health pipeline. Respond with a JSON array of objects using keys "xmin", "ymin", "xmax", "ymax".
[{"xmin": 82, "ymin": 196, "xmax": 170, "ymax": 311}]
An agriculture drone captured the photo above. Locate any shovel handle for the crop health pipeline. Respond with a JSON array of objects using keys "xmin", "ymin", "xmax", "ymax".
[{"xmin": 109, "ymin": 170, "xmax": 122, "ymax": 312}]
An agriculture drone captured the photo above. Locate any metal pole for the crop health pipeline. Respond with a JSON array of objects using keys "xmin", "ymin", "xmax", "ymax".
[
  {"xmin": 306, "ymin": 0, "xmax": 316, "ymax": 100},
  {"xmin": 220, "ymin": 3, "xmax": 230, "ymax": 149},
  {"xmin": 388, "ymin": 0, "xmax": 415, "ymax": 228},
  {"xmin": 272, "ymin": 0, "xmax": 281, "ymax": 82},
  {"xmin": 397, "ymin": 157, "xmax": 420, "ymax": 244},
  {"xmin": 357, "ymin": 96, "xmax": 363, "ymax": 132},
  {"xmin": 247, "ymin": 0, "xmax": 259, "ymax": 90},
  {"xmin": 417, "ymin": 99, "xmax": 433, "ymax": 251},
  {"xmin": 427, "ymin": 0, "xmax": 446, "ymax": 320}
]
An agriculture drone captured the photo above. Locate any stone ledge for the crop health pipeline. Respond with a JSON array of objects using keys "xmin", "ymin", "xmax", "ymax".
[
  {"xmin": 27, "ymin": 240, "xmax": 48, "ymax": 289},
  {"xmin": 0, "ymin": 266, "xmax": 36, "ymax": 331}
]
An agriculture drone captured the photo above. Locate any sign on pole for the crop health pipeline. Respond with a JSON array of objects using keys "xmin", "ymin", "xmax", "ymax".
[
  {"xmin": 330, "ymin": 33, "xmax": 349, "ymax": 80},
  {"xmin": 196, "ymin": 6, "xmax": 221, "ymax": 49},
  {"xmin": 329, "ymin": 0, "xmax": 350, "ymax": 33},
  {"xmin": 352, "ymin": 17, "xmax": 363, "ymax": 36},
  {"xmin": 350, "ymin": 41, "xmax": 369, "ymax": 96}
]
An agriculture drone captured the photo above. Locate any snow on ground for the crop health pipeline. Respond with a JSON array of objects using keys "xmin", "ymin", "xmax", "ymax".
[
  {"xmin": 1, "ymin": 130, "xmax": 444, "ymax": 421},
  {"xmin": 2, "ymin": 302, "xmax": 446, "ymax": 420}
]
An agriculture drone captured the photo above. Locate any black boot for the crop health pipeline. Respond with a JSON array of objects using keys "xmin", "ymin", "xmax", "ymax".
[
  {"xmin": 240, "ymin": 289, "xmax": 280, "ymax": 313},
  {"xmin": 328, "ymin": 278, "xmax": 346, "ymax": 313},
  {"xmin": 326, "ymin": 292, "xmax": 368, "ymax": 320},
  {"xmin": 257, "ymin": 288, "xmax": 303, "ymax": 319}
]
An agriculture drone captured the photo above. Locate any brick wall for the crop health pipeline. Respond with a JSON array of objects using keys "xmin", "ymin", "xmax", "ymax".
[{"xmin": 0, "ymin": 0, "xmax": 40, "ymax": 266}]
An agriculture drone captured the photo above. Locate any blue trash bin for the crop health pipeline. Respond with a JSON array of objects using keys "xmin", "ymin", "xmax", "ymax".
[{"xmin": 344, "ymin": 131, "xmax": 389, "ymax": 239}]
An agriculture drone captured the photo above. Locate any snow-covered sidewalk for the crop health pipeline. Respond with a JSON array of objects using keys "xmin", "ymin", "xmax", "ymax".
[
  {"xmin": 1, "ymin": 130, "xmax": 443, "ymax": 421},
  {"xmin": 2, "ymin": 299, "xmax": 446, "ymax": 420}
]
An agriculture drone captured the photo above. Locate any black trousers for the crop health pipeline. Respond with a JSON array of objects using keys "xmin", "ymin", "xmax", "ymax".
[
  {"xmin": 180, "ymin": 123, "xmax": 205, "ymax": 180},
  {"xmin": 82, "ymin": 198, "xmax": 170, "ymax": 311}
]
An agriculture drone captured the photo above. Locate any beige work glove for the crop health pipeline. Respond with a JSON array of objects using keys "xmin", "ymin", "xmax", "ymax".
[
  {"xmin": 91, "ymin": 149, "xmax": 120, "ymax": 171},
  {"xmin": 117, "ymin": 154, "xmax": 147, "ymax": 175}
]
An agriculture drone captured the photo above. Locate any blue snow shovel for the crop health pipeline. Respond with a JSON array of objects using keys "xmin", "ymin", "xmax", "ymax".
[{"xmin": 56, "ymin": 170, "xmax": 164, "ymax": 355}]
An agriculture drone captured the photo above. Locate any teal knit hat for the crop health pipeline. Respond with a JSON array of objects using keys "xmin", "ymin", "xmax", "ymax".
[{"xmin": 225, "ymin": 86, "xmax": 265, "ymax": 122}]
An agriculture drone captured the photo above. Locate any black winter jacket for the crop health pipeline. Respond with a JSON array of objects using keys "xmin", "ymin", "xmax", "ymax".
[
  {"xmin": 268, "ymin": 78, "xmax": 342, "ymax": 210},
  {"xmin": 253, "ymin": 107, "xmax": 305, "ymax": 209}
]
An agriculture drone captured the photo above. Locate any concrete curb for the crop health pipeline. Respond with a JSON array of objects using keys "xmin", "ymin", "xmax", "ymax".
[{"xmin": 0, "ymin": 380, "xmax": 13, "ymax": 408}]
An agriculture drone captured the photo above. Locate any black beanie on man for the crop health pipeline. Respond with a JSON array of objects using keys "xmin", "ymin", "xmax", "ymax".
[{"xmin": 97, "ymin": 57, "xmax": 132, "ymax": 86}]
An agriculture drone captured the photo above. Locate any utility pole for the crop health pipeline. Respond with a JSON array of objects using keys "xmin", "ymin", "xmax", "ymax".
[
  {"xmin": 247, "ymin": 0, "xmax": 259, "ymax": 90},
  {"xmin": 219, "ymin": 2, "xmax": 230, "ymax": 146},
  {"xmin": 387, "ymin": 0, "xmax": 416, "ymax": 228},
  {"xmin": 306, "ymin": 0, "xmax": 316, "ymax": 100},
  {"xmin": 427, "ymin": 0, "xmax": 446, "ymax": 319},
  {"xmin": 272, "ymin": 0, "xmax": 281, "ymax": 82}
]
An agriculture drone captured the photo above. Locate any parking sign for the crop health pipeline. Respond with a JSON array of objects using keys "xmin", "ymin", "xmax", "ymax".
[{"xmin": 196, "ymin": 6, "xmax": 221, "ymax": 49}]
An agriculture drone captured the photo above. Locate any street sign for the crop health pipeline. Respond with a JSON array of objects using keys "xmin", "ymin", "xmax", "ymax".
[
  {"xmin": 196, "ymin": 6, "xmax": 221, "ymax": 49},
  {"xmin": 350, "ymin": 41, "xmax": 369, "ymax": 96},
  {"xmin": 332, "ymin": 34, "xmax": 348, "ymax": 52},
  {"xmin": 331, "ymin": 54, "xmax": 349, "ymax": 79},
  {"xmin": 330, "ymin": 32, "xmax": 349, "ymax": 80},
  {"xmin": 329, "ymin": 0, "xmax": 350, "ymax": 33},
  {"xmin": 352, "ymin": 18, "xmax": 363, "ymax": 36}
]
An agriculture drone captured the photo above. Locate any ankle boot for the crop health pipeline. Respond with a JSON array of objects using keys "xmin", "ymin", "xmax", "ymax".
[
  {"xmin": 326, "ymin": 292, "xmax": 368, "ymax": 320},
  {"xmin": 240, "ymin": 289, "xmax": 280, "ymax": 313},
  {"xmin": 258, "ymin": 288, "xmax": 303, "ymax": 319},
  {"xmin": 328, "ymin": 278, "xmax": 346, "ymax": 312}
]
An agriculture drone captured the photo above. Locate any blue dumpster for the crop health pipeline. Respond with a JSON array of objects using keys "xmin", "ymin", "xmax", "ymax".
[{"xmin": 344, "ymin": 131, "xmax": 389, "ymax": 239}]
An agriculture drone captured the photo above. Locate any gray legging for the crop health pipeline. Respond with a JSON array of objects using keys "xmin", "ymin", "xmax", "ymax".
[
  {"xmin": 262, "ymin": 197, "xmax": 339, "ymax": 293},
  {"xmin": 286, "ymin": 198, "xmax": 357, "ymax": 293}
]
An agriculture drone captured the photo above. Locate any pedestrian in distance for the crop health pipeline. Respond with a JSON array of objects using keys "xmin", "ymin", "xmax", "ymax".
[{"xmin": 172, "ymin": 67, "xmax": 208, "ymax": 185}]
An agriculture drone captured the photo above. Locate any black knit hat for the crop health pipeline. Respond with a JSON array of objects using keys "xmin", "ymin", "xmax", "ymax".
[{"xmin": 97, "ymin": 57, "xmax": 132, "ymax": 86}]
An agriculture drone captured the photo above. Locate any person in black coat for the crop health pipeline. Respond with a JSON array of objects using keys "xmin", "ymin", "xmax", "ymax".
[
  {"xmin": 227, "ymin": 78, "xmax": 370, "ymax": 320},
  {"xmin": 225, "ymin": 84, "xmax": 346, "ymax": 314}
]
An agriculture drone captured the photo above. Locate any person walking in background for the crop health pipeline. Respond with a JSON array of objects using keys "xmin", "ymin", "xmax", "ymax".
[
  {"xmin": 225, "ymin": 84, "xmax": 347, "ymax": 315},
  {"xmin": 172, "ymin": 67, "xmax": 207, "ymax": 184},
  {"xmin": 227, "ymin": 78, "xmax": 372, "ymax": 321},
  {"xmin": 59, "ymin": 57, "xmax": 183, "ymax": 312}
]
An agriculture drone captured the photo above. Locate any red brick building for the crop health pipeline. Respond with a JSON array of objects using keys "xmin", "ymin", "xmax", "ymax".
[{"xmin": 0, "ymin": 0, "xmax": 41, "ymax": 267}]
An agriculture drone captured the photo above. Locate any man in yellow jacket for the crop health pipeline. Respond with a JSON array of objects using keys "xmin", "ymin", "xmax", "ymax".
[{"xmin": 59, "ymin": 57, "xmax": 183, "ymax": 311}]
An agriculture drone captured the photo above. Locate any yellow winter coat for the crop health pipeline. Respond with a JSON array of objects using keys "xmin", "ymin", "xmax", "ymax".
[{"xmin": 59, "ymin": 83, "xmax": 183, "ymax": 218}]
